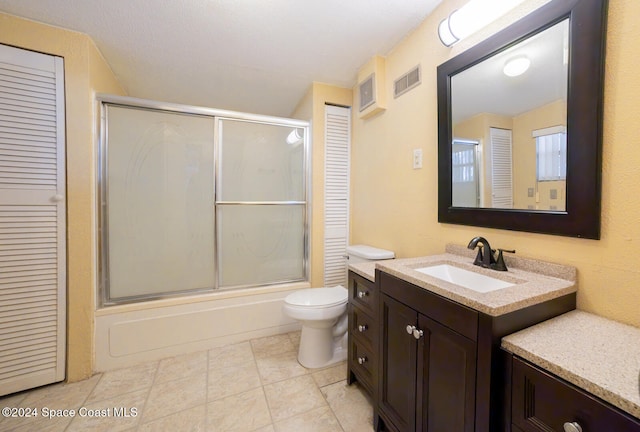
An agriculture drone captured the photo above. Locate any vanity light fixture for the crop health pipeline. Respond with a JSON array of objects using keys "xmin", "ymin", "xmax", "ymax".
[
  {"xmin": 438, "ymin": 0, "xmax": 527, "ymax": 47},
  {"xmin": 503, "ymin": 56, "xmax": 531, "ymax": 77}
]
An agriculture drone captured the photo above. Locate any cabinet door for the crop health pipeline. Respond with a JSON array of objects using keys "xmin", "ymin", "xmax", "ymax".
[
  {"xmin": 379, "ymin": 294, "xmax": 418, "ymax": 432},
  {"xmin": 418, "ymin": 314, "xmax": 477, "ymax": 432},
  {"xmin": 512, "ymin": 357, "xmax": 640, "ymax": 432}
]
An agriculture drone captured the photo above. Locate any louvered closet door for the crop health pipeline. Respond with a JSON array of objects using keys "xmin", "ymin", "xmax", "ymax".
[
  {"xmin": 490, "ymin": 127, "xmax": 513, "ymax": 209},
  {"xmin": 0, "ymin": 44, "xmax": 66, "ymax": 396},
  {"xmin": 324, "ymin": 105, "xmax": 350, "ymax": 287}
]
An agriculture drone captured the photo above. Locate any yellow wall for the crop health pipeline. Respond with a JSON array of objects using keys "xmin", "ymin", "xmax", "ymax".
[
  {"xmin": 351, "ymin": 0, "xmax": 640, "ymax": 328},
  {"xmin": 0, "ymin": 13, "xmax": 126, "ymax": 381},
  {"xmin": 512, "ymin": 99, "xmax": 566, "ymax": 209},
  {"xmin": 291, "ymin": 83, "xmax": 352, "ymax": 288}
]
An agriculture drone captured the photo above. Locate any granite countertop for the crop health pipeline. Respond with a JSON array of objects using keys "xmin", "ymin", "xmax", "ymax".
[
  {"xmin": 502, "ymin": 310, "xmax": 640, "ymax": 419},
  {"xmin": 348, "ymin": 261, "xmax": 379, "ymax": 282},
  {"xmin": 374, "ymin": 245, "xmax": 576, "ymax": 317}
]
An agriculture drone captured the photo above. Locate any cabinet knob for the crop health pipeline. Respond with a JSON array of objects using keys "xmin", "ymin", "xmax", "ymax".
[
  {"xmin": 406, "ymin": 325, "xmax": 416, "ymax": 335},
  {"xmin": 563, "ymin": 422, "xmax": 583, "ymax": 432},
  {"xmin": 357, "ymin": 356, "xmax": 368, "ymax": 365},
  {"xmin": 358, "ymin": 324, "xmax": 368, "ymax": 332},
  {"xmin": 413, "ymin": 328, "xmax": 424, "ymax": 339},
  {"xmin": 357, "ymin": 291, "xmax": 368, "ymax": 298}
]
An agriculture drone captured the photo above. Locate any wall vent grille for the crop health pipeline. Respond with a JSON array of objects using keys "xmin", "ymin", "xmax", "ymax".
[
  {"xmin": 394, "ymin": 65, "xmax": 421, "ymax": 98},
  {"xmin": 358, "ymin": 74, "xmax": 375, "ymax": 112}
]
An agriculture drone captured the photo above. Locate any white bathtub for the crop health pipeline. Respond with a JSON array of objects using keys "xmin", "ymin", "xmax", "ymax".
[{"xmin": 94, "ymin": 282, "xmax": 306, "ymax": 371}]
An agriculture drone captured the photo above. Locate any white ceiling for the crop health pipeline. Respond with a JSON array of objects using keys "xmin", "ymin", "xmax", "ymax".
[
  {"xmin": 0, "ymin": 0, "xmax": 442, "ymax": 117},
  {"xmin": 452, "ymin": 18, "xmax": 569, "ymax": 124}
]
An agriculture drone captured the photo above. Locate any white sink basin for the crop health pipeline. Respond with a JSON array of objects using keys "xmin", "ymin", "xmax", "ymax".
[{"xmin": 415, "ymin": 264, "xmax": 514, "ymax": 293}]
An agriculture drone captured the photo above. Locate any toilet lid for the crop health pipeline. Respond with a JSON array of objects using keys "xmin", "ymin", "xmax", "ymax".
[{"xmin": 285, "ymin": 286, "xmax": 347, "ymax": 308}]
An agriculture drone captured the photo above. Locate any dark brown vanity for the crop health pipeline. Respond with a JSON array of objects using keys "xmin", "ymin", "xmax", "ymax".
[{"xmin": 347, "ymin": 248, "xmax": 580, "ymax": 432}]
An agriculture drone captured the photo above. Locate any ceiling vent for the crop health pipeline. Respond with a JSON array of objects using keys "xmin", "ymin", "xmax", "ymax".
[
  {"xmin": 394, "ymin": 65, "xmax": 421, "ymax": 98},
  {"xmin": 359, "ymin": 74, "xmax": 376, "ymax": 112}
]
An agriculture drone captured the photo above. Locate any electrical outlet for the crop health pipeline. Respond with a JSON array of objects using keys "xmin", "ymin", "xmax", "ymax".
[{"xmin": 413, "ymin": 149, "xmax": 423, "ymax": 169}]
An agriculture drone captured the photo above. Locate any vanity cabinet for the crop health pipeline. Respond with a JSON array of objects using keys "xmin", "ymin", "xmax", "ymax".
[
  {"xmin": 508, "ymin": 355, "xmax": 640, "ymax": 432},
  {"xmin": 379, "ymin": 294, "xmax": 476, "ymax": 431},
  {"xmin": 376, "ymin": 270, "xmax": 576, "ymax": 432},
  {"xmin": 347, "ymin": 270, "xmax": 379, "ymax": 399}
]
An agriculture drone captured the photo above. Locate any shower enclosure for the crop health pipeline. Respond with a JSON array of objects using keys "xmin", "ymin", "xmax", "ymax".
[{"xmin": 99, "ymin": 96, "xmax": 309, "ymax": 306}]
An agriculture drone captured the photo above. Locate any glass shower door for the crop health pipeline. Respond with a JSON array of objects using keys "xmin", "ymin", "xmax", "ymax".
[
  {"xmin": 216, "ymin": 119, "xmax": 307, "ymax": 288},
  {"xmin": 103, "ymin": 105, "xmax": 216, "ymax": 302}
]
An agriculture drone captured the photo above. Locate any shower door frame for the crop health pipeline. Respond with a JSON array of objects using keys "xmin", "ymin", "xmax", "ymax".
[{"xmin": 97, "ymin": 94, "xmax": 311, "ymax": 307}]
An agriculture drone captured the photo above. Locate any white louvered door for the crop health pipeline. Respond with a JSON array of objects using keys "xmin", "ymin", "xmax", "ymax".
[
  {"xmin": 490, "ymin": 127, "xmax": 513, "ymax": 209},
  {"xmin": 324, "ymin": 105, "xmax": 350, "ymax": 287},
  {"xmin": 0, "ymin": 44, "xmax": 66, "ymax": 396}
]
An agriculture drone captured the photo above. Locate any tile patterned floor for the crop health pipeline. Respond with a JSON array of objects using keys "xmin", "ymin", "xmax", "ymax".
[{"xmin": 0, "ymin": 332, "xmax": 375, "ymax": 432}]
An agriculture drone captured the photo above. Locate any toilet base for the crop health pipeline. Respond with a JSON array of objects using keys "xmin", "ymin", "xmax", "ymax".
[{"xmin": 297, "ymin": 326, "xmax": 347, "ymax": 369}]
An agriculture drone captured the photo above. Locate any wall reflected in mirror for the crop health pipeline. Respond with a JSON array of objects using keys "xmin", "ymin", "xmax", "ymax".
[{"xmin": 450, "ymin": 19, "xmax": 569, "ymax": 211}]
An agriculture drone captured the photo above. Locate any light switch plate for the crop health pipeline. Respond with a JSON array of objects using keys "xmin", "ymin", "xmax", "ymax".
[{"xmin": 413, "ymin": 149, "xmax": 423, "ymax": 169}]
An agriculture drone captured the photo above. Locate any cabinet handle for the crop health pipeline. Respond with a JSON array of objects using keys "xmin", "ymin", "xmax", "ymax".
[
  {"xmin": 563, "ymin": 422, "xmax": 583, "ymax": 432},
  {"xmin": 406, "ymin": 325, "xmax": 416, "ymax": 335},
  {"xmin": 357, "ymin": 356, "xmax": 368, "ymax": 365},
  {"xmin": 357, "ymin": 291, "xmax": 369, "ymax": 298},
  {"xmin": 413, "ymin": 328, "xmax": 424, "ymax": 339},
  {"xmin": 358, "ymin": 324, "xmax": 368, "ymax": 332}
]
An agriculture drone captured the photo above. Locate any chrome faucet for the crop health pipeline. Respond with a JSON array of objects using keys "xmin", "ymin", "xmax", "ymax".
[{"xmin": 467, "ymin": 236, "xmax": 515, "ymax": 271}]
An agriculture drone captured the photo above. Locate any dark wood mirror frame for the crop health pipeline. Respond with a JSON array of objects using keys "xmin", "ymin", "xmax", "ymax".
[{"xmin": 437, "ymin": 0, "xmax": 608, "ymax": 239}]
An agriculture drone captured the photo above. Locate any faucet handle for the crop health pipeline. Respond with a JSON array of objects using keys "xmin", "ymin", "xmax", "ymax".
[{"xmin": 494, "ymin": 249, "xmax": 516, "ymax": 271}]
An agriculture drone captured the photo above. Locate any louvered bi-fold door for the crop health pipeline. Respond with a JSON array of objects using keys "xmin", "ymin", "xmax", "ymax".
[
  {"xmin": 0, "ymin": 44, "xmax": 66, "ymax": 396},
  {"xmin": 324, "ymin": 105, "xmax": 350, "ymax": 287}
]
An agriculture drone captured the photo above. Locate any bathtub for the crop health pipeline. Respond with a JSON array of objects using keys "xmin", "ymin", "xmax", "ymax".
[{"xmin": 94, "ymin": 282, "xmax": 306, "ymax": 371}]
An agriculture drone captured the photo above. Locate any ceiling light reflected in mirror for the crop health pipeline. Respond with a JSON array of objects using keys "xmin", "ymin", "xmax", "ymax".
[{"xmin": 503, "ymin": 56, "xmax": 531, "ymax": 77}]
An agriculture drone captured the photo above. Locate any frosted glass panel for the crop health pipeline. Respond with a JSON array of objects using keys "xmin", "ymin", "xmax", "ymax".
[
  {"xmin": 218, "ymin": 119, "xmax": 305, "ymax": 201},
  {"xmin": 106, "ymin": 106, "xmax": 215, "ymax": 299},
  {"xmin": 218, "ymin": 205, "xmax": 305, "ymax": 288}
]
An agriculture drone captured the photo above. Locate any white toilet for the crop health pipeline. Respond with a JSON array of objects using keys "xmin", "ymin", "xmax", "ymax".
[{"xmin": 283, "ymin": 244, "xmax": 394, "ymax": 369}]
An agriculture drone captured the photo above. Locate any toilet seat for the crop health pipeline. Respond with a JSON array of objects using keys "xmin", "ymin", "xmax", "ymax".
[{"xmin": 284, "ymin": 286, "xmax": 347, "ymax": 309}]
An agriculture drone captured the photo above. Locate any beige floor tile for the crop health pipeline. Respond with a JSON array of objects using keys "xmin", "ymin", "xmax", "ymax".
[
  {"xmin": 251, "ymin": 334, "xmax": 296, "ymax": 359},
  {"xmin": 206, "ymin": 387, "xmax": 272, "ymax": 431},
  {"xmin": 263, "ymin": 374, "xmax": 327, "ymax": 422},
  {"xmin": 255, "ymin": 351, "xmax": 308, "ymax": 385},
  {"xmin": 208, "ymin": 361, "xmax": 262, "ymax": 401},
  {"xmin": 143, "ymin": 374, "xmax": 206, "ymax": 422},
  {"xmin": 66, "ymin": 388, "xmax": 146, "ymax": 432},
  {"xmin": 311, "ymin": 361, "xmax": 347, "ymax": 387},
  {"xmin": 274, "ymin": 405, "xmax": 343, "ymax": 432},
  {"xmin": 208, "ymin": 341, "xmax": 255, "ymax": 371},
  {"xmin": 253, "ymin": 425, "xmax": 276, "ymax": 432},
  {"xmin": 2, "ymin": 332, "xmax": 377, "ymax": 432},
  {"xmin": 87, "ymin": 362, "xmax": 157, "ymax": 404},
  {"xmin": 155, "ymin": 350, "xmax": 208, "ymax": 384},
  {"xmin": 3, "ymin": 375, "xmax": 102, "ymax": 431},
  {"xmin": 138, "ymin": 404, "xmax": 206, "ymax": 432},
  {"xmin": 20, "ymin": 374, "xmax": 101, "ymax": 408},
  {"xmin": 8, "ymin": 415, "xmax": 72, "ymax": 432},
  {"xmin": 287, "ymin": 331, "xmax": 301, "ymax": 350},
  {"xmin": 321, "ymin": 380, "xmax": 375, "ymax": 432}
]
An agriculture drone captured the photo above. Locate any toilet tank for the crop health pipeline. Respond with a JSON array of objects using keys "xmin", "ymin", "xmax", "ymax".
[{"xmin": 346, "ymin": 244, "xmax": 395, "ymax": 264}]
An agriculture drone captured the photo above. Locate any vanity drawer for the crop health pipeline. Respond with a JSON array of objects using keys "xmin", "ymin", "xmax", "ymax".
[
  {"xmin": 349, "ymin": 272, "xmax": 377, "ymax": 315},
  {"xmin": 349, "ymin": 305, "xmax": 378, "ymax": 348},
  {"xmin": 512, "ymin": 357, "xmax": 640, "ymax": 432},
  {"xmin": 350, "ymin": 338, "xmax": 377, "ymax": 395}
]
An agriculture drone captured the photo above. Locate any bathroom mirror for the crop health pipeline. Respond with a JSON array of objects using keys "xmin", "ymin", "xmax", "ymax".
[{"xmin": 437, "ymin": 0, "xmax": 607, "ymax": 239}]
